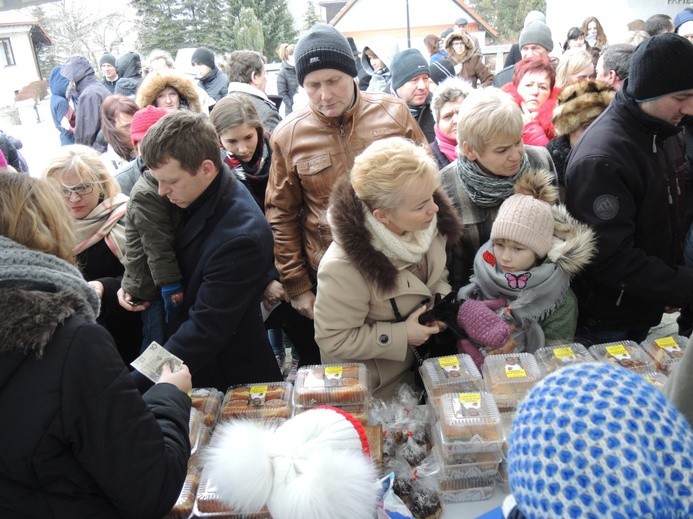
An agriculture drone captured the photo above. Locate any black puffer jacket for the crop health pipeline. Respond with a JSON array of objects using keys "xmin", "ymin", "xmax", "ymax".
[
  {"xmin": 566, "ymin": 84, "xmax": 693, "ymax": 330},
  {"xmin": 0, "ymin": 284, "xmax": 190, "ymax": 518}
]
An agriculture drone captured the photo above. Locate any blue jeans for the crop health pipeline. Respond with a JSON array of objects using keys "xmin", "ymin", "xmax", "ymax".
[
  {"xmin": 576, "ymin": 325, "xmax": 650, "ymax": 347},
  {"xmin": 140, "ymin": 299, "xmax": 166, "ymax": 351}
]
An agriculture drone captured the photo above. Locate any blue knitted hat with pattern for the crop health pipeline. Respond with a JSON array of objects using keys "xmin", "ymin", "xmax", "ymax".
[{"xmin": 508, "ymin": 362, "xmax": 693, "ymax": 519}]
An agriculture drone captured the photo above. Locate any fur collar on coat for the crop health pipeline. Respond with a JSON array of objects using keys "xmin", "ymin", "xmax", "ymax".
[
  {"xmin": 328, "ymin": 176, "xmax": 463, "ymax": 293},
  {"xmin": 136, "ymin": 70, "xmax": 203, "ymax": 113}
]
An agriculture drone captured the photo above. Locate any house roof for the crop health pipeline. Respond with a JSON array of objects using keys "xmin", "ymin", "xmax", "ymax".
[
  {"xmin": 329, "ymin": 0, "xmax": 499, "ymax": 38},
  {"xmin": 0, "ymin": 11, "xmax": 51, "ymax": 46}
]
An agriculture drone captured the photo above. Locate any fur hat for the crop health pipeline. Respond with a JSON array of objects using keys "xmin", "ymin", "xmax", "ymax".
[
  {"xmin": 519, "ymin": 21, "xmax": 554, "ymax": 52},
  {"xmin": 491, "ymin": 170, "xmax": 558, "ymax": 258},
  {"xmin": 130, "ymin": 105, "xmax": 167, "ymax": 145},
  {"xmin": 191, "ymin": 47, "xmax": 216, "ymax": 69},
  {"xmin": 509, "ymin": 362, "xmax": 693, "ymax": 518},
  {"xmin": 99, "ymin": 53, "xmax": 116, "ymax": 67},
  {"xmin": 552, "ymin": 80, "xmax": 615, "ymax": 136},
  {"xmin": 628, "ymin": 32, "xmax": 693, "ymax": 102},
  {"xmin": 204, "ymin": 406, "xmax": 378, "ymax": 519},
  {"xmin": 390, "ymin": 48, "xmax": 430, "ymax": 91},
  {"xmin": 135, "ymin": 69, "xmax": 203, "ymax": 113},
  {"xmin": 294, "ymin": 23, "xmax": 357, "ymax": 86}
]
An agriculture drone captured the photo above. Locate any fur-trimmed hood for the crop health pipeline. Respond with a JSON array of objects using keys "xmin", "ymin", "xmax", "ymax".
[
  {"xmin": 444, "ymin": 31, "xmax": 475, "ymax": 64},
  {"xmin": 327, "ymin": 175, "xmax": 463, "ymax": 293},
  {"xmin": 136, "ymin": 70, "xmax": 203, "ymax": 113},
  {"xmin": 552, "ymin": 80, "xmax": 615, "ymax": 136},
  {"xmin": 0, "ymin": 286, "xmax": 90, "ymax": 360}
]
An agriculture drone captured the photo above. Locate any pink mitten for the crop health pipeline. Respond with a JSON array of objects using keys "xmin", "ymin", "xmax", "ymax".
[
  {"xmin": 458, "ymin": 338, "xmax": 485, "ymax": 369},
  {"xmin": 457, "ymin": 299, "xmax": 512, "ymax": 350}
]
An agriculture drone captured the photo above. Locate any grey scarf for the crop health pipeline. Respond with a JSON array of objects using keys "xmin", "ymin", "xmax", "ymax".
[
  {"xmin": 456, "ymin": 153, "xmax": 530, "ymax": 207},
  {"xmin": 0, "ymin": 236, "xmax": 100, "ymax": 321}
]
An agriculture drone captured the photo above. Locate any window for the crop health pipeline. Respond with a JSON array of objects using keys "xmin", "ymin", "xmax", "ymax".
[{"xmin": 1, "ymin": 38, "xmax": 16, "ymax": 67}]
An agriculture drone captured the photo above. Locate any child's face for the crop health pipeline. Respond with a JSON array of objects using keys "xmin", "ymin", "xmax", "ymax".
[
  {"xmin": 219, "ymin": 124, "xmax": 259, "ymax": 163},
  {"xmin": 492, "ymin": 239, "xmax": 537, "ymax": 273}
]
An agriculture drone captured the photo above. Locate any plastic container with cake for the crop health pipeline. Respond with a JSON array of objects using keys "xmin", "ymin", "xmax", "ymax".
[
  {"xmin": 194, "ymin": 466, "xmax": 271, "ymax": 518},
  {"xmin": 188, "ymin": 407, "xmax": 213, "ymax": 464},
  {"xmin": 419, "ymin": 354, "xmax": 483, "ymax": 403},
  {"xmin": 165, "ymin": 459, "xmax": 202, "ymax": 519},
  {"xmin": 481, "ymin": 353, "xmax": 542, "ymax": 410},
  {"xmin": 292, "ymin": 401, "xmax": 370, "ymax": 425},
  {"xmin": 589, "ymin": 340, "xmax": 656, "ymax": 373},
  {"xmin": 534, "ymin": 343, "xmax": 592, "ymax": 375},
  {"xmin": 435, "ymin": 475, "xmax": 496, "ymax": 503},
  {"xmin": 641, "ymin": 371, "xmax": 668, "ymax": 393},
  {"xmin": 190, "ymin": 387, "xmax": 224, "ymax": 427},
  {"xmin": 639, "ymin": 335, "xmax": 688, "ymax": 374},
  {"xmin": 432, "ymin": 391, "xmax": 504, "ymax": 458},
  {"xmin": 431, "ymin": 437, "xmax": 501, "ymax": 479},
  {"xmin": 292, "ymin": 363, "xmax": 369, "ymax": 407},
  {"xmin": 220, "ymin": 381, "xmax": 293, "ymax": 421}
]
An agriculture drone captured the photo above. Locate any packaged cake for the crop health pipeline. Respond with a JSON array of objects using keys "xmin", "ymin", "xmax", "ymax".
[
  {"xmin": 194, "ymin": 467, "xmax": 271, "ymax": 517},
  {"xmin": 189, "ymin": 408, "xmax": 213, "ymax": 463},
  {"xmin": 431, "ymin": 441, "xmax": 501, "ymax": 480},
  {"xmin": 481, "ymin": 353, "xmax": 542, "ymax": 410},
  {"xmin": 419, "ymin": 354, "xmax": 483, "ymax": 400},
  {"xmin": 221, "ymin": 381, "xmax": 292, "ymax": 420},
  {"xmin": 165, "ymin": 461, "xmax": 201, "ymax": 519},
  {"xmin": 534, "ymin": 343, "xmax": 592, "ymax": 374},
  {"xmin": 292, "ymin": 363, "xmax": 369, "ymax": 406},
  {"xmin": 190, "ymin": 387, "xmax": 223, "ymax": 427},
  {"xmin": 642, "ymin": 371, "xmax": 668, "ymax": 393},
  {"xmin": 589, "ymin": 341, "xmax": 656, "ymax": 373},
  {"xmin": 639, "ymin": 335, "xmax": 688, "ymax": 374},
  {"xmin": 292, "ymin": 401, "xmax": 370, "ymax": 425},
  {"xmin": 435, "ymin": 475, "xmax": 495, "ymax": 503}
]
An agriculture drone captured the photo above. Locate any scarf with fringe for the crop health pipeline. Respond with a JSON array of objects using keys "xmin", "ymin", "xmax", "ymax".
[
  {"xmin": 73, "ymin": 193, "xmax": 128, "ymax": 260},
  {"xmin": 456, "ymin": 153, "xmax": 530, "ymax": 207}
]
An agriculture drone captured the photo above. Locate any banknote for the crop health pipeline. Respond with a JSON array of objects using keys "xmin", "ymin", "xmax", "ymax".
[{"xmin": 131, "ymin": 341, "xmax": 183, "ymax": 382}]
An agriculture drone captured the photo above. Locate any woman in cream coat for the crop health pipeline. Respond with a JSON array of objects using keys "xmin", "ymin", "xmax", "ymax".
[{"xmin": 314, "ymin": 137, "xmax": 463, "ymax": 398}]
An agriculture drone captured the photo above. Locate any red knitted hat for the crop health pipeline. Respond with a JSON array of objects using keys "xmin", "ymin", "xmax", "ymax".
[
  {"xmin": 0, "ymin": 149, "xmax": 8, "ymax": 169},
  {"xmin": 130, "ymin": 105, "xmax": 167, "ymax": 145}
]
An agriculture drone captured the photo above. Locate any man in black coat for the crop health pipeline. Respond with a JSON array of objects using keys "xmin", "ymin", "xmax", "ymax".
[
  {"xmin": 389, "ymin": 48, "xmax": 436, "ymax": 142},
  {"xmin": 122, "ymin": 110, "xmax": 283, "ymax": 392}
]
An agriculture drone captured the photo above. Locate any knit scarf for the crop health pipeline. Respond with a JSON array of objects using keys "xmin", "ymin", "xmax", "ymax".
[
  {"xmin": 363, "ymin": 202, "xmax": 438, "ymax": 267},
  {"xmin": 434, "ymin": 125, "xmax": 457, "ymax": 163},
  {"xmin": 225, "ymin": 134, "xmax": 268, "ymax": 180},
  {"xmin": 456, "ymin": 153, "xmax": 530, "ymax": 207},
  {"xmin": 458, "ymin": 240, "xmax": 570, "ymax": 352},
  {"xmin": 0, "ymin": 236, "xmax": 100, "ymax": 321},
  {"xmin": 73, "ymin": 193, "xmax": 128, "ymax": 260}
]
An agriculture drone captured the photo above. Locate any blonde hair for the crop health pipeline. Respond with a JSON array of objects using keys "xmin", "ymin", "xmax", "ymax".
[
  {"xmin": 555, "ymin": 48, "xmax": 594, "ymax": 89},
  {"xmin": 0, "ymin": 173, "xmax": 76, "ymax": 263},
  {"xmin": 456, "ymin": 88, "xmax": 522, "ymax": 155},
  {"xmin": 277, "ymin": 43, "xmax": 295, "ymax": 62},
  {"xmin": 350, "ymin": 137, "xmax": 439, "ymax": 212},
  {"xmin": 42, "ymin": 144, "xmax": 121, "ymax": 201}
]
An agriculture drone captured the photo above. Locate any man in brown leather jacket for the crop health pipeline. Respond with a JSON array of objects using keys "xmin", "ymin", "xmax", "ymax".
[{"xmin": 265, "ymin": 23, "xmax": 428, "ymax": 321}]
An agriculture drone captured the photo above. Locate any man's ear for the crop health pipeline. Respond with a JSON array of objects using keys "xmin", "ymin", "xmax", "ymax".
[
  {"xmin": 461, "ymin": 141, "xmax": 477, "ymax": 161},
  {"xmin": 200, "ymin": 159, "xmax": 217, "ymax": 179}
]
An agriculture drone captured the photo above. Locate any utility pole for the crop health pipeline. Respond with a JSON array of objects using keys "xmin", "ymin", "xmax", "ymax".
[{"xmin": 405, "ymin": 0, "xmax": 411, "ymax": 48}]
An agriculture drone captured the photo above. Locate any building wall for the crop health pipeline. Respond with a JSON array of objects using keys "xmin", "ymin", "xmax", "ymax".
[{"xmin": 0, "ymin": 25, "xmax": 40, "ymax": 107}]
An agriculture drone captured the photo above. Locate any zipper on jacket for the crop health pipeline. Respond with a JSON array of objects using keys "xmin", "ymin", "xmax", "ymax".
[
  {"xmin": 651, "ymin": 134, "xmax": 656, "ymax": 154},
  {"xmin": 675, "ymin": 177, "xmax": 681, "ymax": 195},
  {"xmin": 615, "ymin": 282, "xmax": 626, "ymax": 306}
]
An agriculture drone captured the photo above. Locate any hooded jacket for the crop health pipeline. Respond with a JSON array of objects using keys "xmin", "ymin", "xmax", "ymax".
[
  {"xmin": 566, "ymin": 84, "xmax": 692, "ymax": 331},
  {"xmin": 314, "ymin": 176, "xmax": 462, "ymax": 398},
  {"xmin": 198, "ymin": 66, "xmax": 229, "ymax": 102},
  {"xmin": 60, "ymin": 56, "xmax": 111, "ymax": 152},
  {"xmin": 360, "ymin": 42, "xmax": 397, "ymax": 93},
  {"xmin": 0, "ymin": 282, "xmax": 190, "ymax": 517},
  {"xmin": 443, "ymin": 31, "xmax": 494, "ymax": 88},
  {"xmin": 227, "ymin": 82, "xmax": 282, "ymax": 133},
  {"xmin": 114, "ymin": 51, "xmax": 143, "ymax": 97},
  {"xmin": 136, "ymin": 70, "xmax": 203, "ymax": 113},
  {"xmin": 49, "ymin": 66, "xmax": 74, "ymax": 146}
]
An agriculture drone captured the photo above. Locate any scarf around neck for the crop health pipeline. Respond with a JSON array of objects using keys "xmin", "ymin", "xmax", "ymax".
[
  {"xmin": 434, "ymin": 125, "xmax": 457, "ymax": 163},
  {"xmin": 0, "ymin": 236, "xmax": 100, "ymax": 321},
  {"xmin": 363, "ymin": 202, "xmax": 438, "ymax": 267},
  {"xmin": 457, "ymin": 153, "xmax": 530, "ymax": 207},
  {"xmin": 73, "ymin": 193, "xmax": 128, "ymax": 260}
]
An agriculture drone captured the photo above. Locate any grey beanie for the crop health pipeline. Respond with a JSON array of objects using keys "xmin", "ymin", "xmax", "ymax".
[
  {"xmin": 628, "ymin": 32, "xmax": 693, "ymax": 102},
  {"xmin": 523, "ymin": 10, "xmax": 545, "ymax": 27},
  {"xmin": 519, "ymin": 21, "xmax": 554, "ymax": 52},
  {"xmin": 390, "ymin": 48, "xmax": 430, "ymax": 91},
  {"xmin": 294, "ymin": 23, "xmax": 357, "ymax": 86},
  {"xmin": 99, "ymin": 53, "xmax": 116, "ymax": 67}
]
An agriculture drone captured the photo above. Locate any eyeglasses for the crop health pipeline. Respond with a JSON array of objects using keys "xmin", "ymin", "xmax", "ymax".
[
  {"xmin": 61, "ymin": 183, "xmax": 94, "ymax": 199},
  {"xmin": 452, "ymin": 41, "xmax": 465, "ymax": 47}
]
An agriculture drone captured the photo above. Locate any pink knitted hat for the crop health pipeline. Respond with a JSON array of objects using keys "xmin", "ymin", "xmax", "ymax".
[
  {"xmin": 130, "ymin": 105, "xmax": 167, "ymax": 145},
  {"xmin": 0, "ymin": 149, "xmax": 8, "ymax": 170}
]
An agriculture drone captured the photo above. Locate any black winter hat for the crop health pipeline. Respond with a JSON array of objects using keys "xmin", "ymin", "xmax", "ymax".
[
  {"xmin": 99, "ymin": 53, "xmax": 116, "ymax": 67},
  {"xmin": 429, "ymin": 59, "xmax": 455, "ymax": 85},
  {"xmin": 294, "ymin": 23, "xmax": 357, "ymax": 86},
  {"xmin": 628, "ymin": 32, "xmax": 693, "ymax": 102},
  {"xmin": 191, "ymin": 47, "xmax": 216, "ymax": 69},
  {"xmin": 390, "ymin": 48, "xmax": 430, "ymax": 91}
]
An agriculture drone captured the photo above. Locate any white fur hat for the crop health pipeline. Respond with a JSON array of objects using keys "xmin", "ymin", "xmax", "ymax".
[{"xmin": 204, "ymin": 406, "xmax": 378, "ymax": 519}]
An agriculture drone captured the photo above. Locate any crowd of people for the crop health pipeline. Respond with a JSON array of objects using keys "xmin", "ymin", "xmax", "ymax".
[{"xmin": 1, "ymin": 6, "xmax": 693, "ymax": 518}]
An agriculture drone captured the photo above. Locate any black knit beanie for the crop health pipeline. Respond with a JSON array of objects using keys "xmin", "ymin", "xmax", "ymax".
[
  {"xmin": 191, "ymin": 47, "xmax": 216, "ymax": 69},
  {"xmin": 429, "ymin": 59, "xmax": 455, "ymax": 85},
  {"xmin": 628, "ymin": 33, "xmax": 693, "ymax": 102},
  {"xmin": 390, "ymin": 48, "xmax": 430, "ymax": 91},
  {"xmin": 294, "ymin": 24, "xmax": 357, "ymax": 86},
  {"xmin": 99, "ymin": 53, "xmax": 116, "ymax": 67}
]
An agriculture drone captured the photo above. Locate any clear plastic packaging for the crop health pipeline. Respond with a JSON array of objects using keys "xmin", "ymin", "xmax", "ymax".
[
  {"xmin": 220, "ymin": 381, "xmax": 293, "ymax": 420},
  {"xmin": 639, "ymin": 335, "xmax": 688, "ymax": 374},
  {"xmin": 419, "ymin": 354, "xmax": 483, "ymax": 400},
  {"xmin": 481, "ymin": 353, "xmax": 542, "ymax": 410},
  {"xmin": 431, "ymin": 441, "xmax": 501, "ymax": 479},
  {"xmin": 165, "ymin": 462, "xmax": 201, "ymax": 519},
  {"xmin": 194, "ymin": 467, "xmax": 271, "ymax": 517},
  {"xmin": 293, "ymin": 363, "xmax": 369, "ymax": 406},
  {"xmin": 190, "ymin": 387, "xmax": 223, "ymax": 427},
  {"xmin": 435, "ymin": 476, "xmax": 495, "ymax": 503},
  {"xmin": 589, "ymin": 340, "xmax": 656, "ymax": 373},
  {"xmin": 534, "ymin": 343, "xmax": 592, "ymax": 374},
  {"xmin": 641, "ymin": 371, "xmax": 668, "ymax": 393},
  {"xmin": 189, "ymin": 408, "xmax": 213, "ymax": 463},
  {"xmin": 293, "ymin": 401, "xmax": 370, "ymax": 425}
]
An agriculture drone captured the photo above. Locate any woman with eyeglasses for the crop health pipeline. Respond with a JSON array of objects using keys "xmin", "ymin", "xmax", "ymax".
[
  {"xmin": 443, "ymin": 30, "xmax": 494, "ymax": 88},
  {"xmin": 43, "ymin": 144, "xmax": 142, "ymax": 364}
]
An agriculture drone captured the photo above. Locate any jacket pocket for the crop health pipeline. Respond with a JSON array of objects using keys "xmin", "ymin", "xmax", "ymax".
[{"xmin": 296, "ymin": 154, "xmax": 336, "ymax": 202}]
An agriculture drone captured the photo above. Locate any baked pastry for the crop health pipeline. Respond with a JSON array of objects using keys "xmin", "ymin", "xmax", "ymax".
[
  {"xmin": 534, "ymin": 343, "xmax": 591, "ymax": 374},
  {"xmin": 190, "ymin": 388, "xmax": 223, "ymax": 426},
  {"xmin": 419, "ymin": 354, "xmax": 483, "ymax": 399},
  {"xmin": 293, "ymin": 363, "xmax": 369, "ymax": 406},
  {"xmin": 436, "ymin": 391, "xmax": 502, "ymax": 445},
  {"xmin": 481, "ymin": 353, "xmax": 541, "ymax": 409},
  {"xmin": 409, "ymin": 488, "xmax": 442, "ymax": 519},
  {"xmin": 590, "ymin": 341, "xmax": 656, "ymax": 373},
  {"xmin": 640, "ymin": 335, "xmax": 686, "ymax": 373},
  {"xmin": 221, "ymin": 382, "xmax": 292, "ymax": 420},
  {"xmin": 166, "ymin": 466, "xmax": 200, "ymax": 518}
]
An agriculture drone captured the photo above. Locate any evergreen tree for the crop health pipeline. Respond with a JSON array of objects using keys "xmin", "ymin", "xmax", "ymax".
[
  {"xmin": 473, "ymin": 0, "xmax": 546, "ymax": 41},
  {"xmin": 233, "ymin": 7, "xmax": 264, "ymax": 53},
  {"xmin": 303, "ymin": 1, "xmax": 321, "ymax": 31}
]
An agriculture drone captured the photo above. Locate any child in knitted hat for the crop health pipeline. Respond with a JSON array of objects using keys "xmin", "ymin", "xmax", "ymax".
[{"xmin": 456, "ymin": 169, "xmax": 595, "ymax": 367}]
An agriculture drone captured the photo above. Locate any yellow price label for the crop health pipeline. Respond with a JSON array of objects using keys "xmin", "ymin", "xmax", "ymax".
[
  {"xmin": 324, "ymin": 366, "xmax": 344, "ymax": 377},
  {"xmin": 606, "ymin": 344, "xmax": 629, "ymax": 357},
  {"xmin": 553, "ymin": 347, "xmax": 576, "ymax": 359},
  {"xmin": 458, "ymin": 392, "xmax": 481, "ymax": 405},
  {"xmin": 250, "ymin": 385, "xmax": 268, "ymax": 395},
  {"xmin": 655, "ymin": 337, "xmax": 680, "ymax": 350},
  {"xmin": 438, "ymin": 356, "xmax": 461, "ymax": 368}
]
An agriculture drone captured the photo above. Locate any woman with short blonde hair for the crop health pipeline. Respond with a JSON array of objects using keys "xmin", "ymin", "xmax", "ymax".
[{"xmin": 555, "ymin": 48, "xmax": 595, "ymax": 89}]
